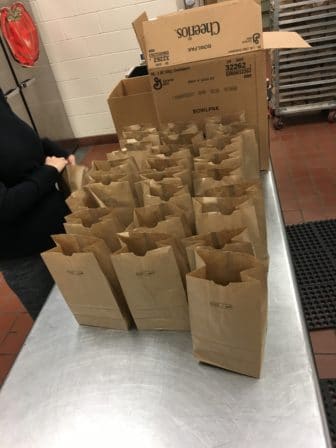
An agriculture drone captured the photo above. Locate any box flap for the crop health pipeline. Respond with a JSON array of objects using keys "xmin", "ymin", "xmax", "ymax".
[
  {"xmin": 132, "ymin": 12, "xmax": 148, "ymax": 57},
  {"xmin": 143, "ymin": 0, "xmax": 263, "ymax": 70},
  {"xmin": 123, "ymin": 76, "xmax": 152, "ymax": 95},
  {"xmin": 109, "ymin": 81, "xmax": 126, "ymax": 99},
  {"xmin": 263, "ymin": 31, "xmax": 310, "ymax": 49},
  {"xmin": 109, "ymin": 77, "xmax": 152, "ymax": 99}
]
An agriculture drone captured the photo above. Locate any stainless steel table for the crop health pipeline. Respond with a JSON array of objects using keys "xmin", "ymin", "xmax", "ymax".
[{"xmin": 0, "ymin": 172, "xmax": 331, "ymax": 448}]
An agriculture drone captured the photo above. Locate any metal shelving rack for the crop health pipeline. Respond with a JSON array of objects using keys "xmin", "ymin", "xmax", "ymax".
[{"xmin": 271, "ymin": 0, "xmax": 336, "ymax": 129}]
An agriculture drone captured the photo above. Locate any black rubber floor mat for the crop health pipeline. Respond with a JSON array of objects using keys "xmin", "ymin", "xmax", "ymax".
[
  {"xmin": 320, "ymin": 379, "xmax": 336, "ymax": 447},
  {"xmin": 286, "ymin": 220, "xmax": 336, "ymax": 330}
]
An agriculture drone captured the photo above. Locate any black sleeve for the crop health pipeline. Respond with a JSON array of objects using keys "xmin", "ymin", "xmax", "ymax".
[
  {"xmin": 0, "ymin": 165, "xmax": 59, "ymax": 223},
  {"xmin": 42, "ymin": 138, "xmax": 70, "ymax": 158},
  {"xmin": 0, "ymin": 89, "xmax": 11, "ymax": 111}
]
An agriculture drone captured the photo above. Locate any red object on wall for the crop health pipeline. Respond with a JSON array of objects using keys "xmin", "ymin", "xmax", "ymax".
[{"xmin": 0, "ymin": 2, "xmax": 39, "ymax": 67}]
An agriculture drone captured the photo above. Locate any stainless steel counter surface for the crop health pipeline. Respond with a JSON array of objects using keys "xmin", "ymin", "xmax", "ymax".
[{"xmin": 0, "ymin": 171, "xmax": 331, "ymax": 448}]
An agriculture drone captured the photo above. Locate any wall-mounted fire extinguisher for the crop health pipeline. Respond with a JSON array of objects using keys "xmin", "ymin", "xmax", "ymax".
[{"xmin": 0, "ymin": 2, "xmax": 39, "ymax": 67}]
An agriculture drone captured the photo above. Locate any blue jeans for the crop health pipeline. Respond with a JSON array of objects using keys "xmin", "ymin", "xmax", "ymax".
[{"xmin": 0, "ymin": 255, "xmax": 54, "ymax": 319}]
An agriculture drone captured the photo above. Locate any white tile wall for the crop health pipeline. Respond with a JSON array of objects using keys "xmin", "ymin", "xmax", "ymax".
[
  {"xmin": 45, "ymin": 39, "xmax": 91, "ymax": 63},
  {"xmin": 97, "ymin": 0, "xmax": 154, "ymax": 10},
  {"xmin": 57, "ymin": 78, "xmax": 103, "ymax": 100},
  {"xmin": 99, "ymin": 72, "xmax": 127, "ymax": 94},
  {"xmin": 98, "ymin": 4, "xmax": 148, "ymax": 33},
  {"xmin": 37, "ymin": 0, "xmax": 77, "ymax": 21},
  {"xmin": 86, "ymin": 29, "xmax": 138, "ymax": 55},
  {"xmin": 38, "ymin": 20, "xmax": 66, "ymax": 44},
  {"xmin": 30, "ymin": 0, "xmax": 178, "ymax": 137},
  {"xmin": 97, "ymin": 50, "xmax": 140, "ymax": 75},
  {"xmin": 63, "ymin": 95, "xmax": 109, "ymax": 116},
  {"xmin": 30, "ymin": 1, "xmax": 42, "ymax": 23},
  {"xmin": 69, "ymin": 112, "xmax": 114, "ymax": 136},
  {"xmin": 61, "ymin": 14, "xmax": 102, "ymax": 39},
  {"xmin": 50, "ymin": 58, "xmax": 101, "ymax": 82},
  {"xmin": 75, "ymin": 0, "xmax": 100, "ymax": 15}
]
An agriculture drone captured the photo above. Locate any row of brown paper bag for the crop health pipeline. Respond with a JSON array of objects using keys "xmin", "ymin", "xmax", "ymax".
[
  {"xmin": 42, "ymin": 230, "xmax": 267, "ymax": 378},
  {"xmin": 42, "ymin": 231, "xmax": 191, "ymax": 332},
  {"xmin": 45, "ymin": 118, "xmax": 268, "ymax": 378},
  {"xmin": 62, "ymin": 123, "xmax": 259, "ymax": 199}
]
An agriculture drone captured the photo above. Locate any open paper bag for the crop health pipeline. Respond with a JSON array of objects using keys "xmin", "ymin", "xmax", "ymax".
[
  {"xmin": 187, "ymin": 249, "xmax": 268, "ymax": 378},
  {"xmin": 112, "ymin": 232, "xmax": 190, "ymax": 330},
  {"xmin": 182, "ymin": 228, "xmax": 254, "ymax": 271},
  {"xmin": 42, "ymin": 234, "xmax": 132, "ymax": 329},
  {"xmin": 132, "ymin": 202, "xmax": 191, "ymax": 237},
  {"xmin": 85, "ymin": 181, "xmax": 137, "ymax": 226},
  {"xmin": 193, "ymin": 196, "xmax": 267, "ymax": 260},
  {"xmin": 61, "ymin": 164, "xmax": 89, "ymax": 195},
  {"xmin": 64, "ymin": 207, "xmax": 125, "ymax": 252}
]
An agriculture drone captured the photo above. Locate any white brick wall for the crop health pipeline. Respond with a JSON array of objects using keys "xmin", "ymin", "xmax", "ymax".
[{"xmin": 30, "ymin": 0, "xmax": 178, "ymax": 137}]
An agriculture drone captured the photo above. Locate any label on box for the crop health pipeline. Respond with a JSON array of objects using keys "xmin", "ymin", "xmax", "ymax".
[
  {"xmin": 225, "ymin": 56, "xmax": 253, "ymax": 78},
  {"xmin": 150, "ymin": 56, "xmax": 253, "ymax": 96},
  {"xmin": 149, "ymin": 53, "xmax": 266, "ymax": 153},
  {"xmin": 143, "ymin": 0, "xmax": 263, "ymax": 69}
]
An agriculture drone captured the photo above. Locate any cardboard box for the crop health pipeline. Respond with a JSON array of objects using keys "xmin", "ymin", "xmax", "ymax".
[
  {"xmin": 143, "ymin": 0, "xmax": 265, "ymax": 68},
  {"xmin": 108, "ymin": 0, "xmax": 308, "ymax": 170},
  {"xmin": 148, "ymin": 52, "xmax": 269, "ymax": 168},
  {"xmin": 107, "ymin": 76, "xmax": 158, "ymax": 135}
]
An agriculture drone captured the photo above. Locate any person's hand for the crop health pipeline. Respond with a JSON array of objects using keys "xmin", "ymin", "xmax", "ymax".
[
  {"xmin": 67, "ymin": 154, "xmax": 76, "ymax": 166},
  {"xmin": 45, "ymin": 156, "xmax": 68, "ymax": 173}
]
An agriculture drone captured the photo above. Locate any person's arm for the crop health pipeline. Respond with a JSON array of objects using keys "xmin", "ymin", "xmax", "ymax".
[
  {"xmin": 0, "ymin": 89, "xmax": 10, "ymax": 110},
  {"xmin": 0, "ymin": 157, "xmax": 67, "ymax": 223},
  {"xmin": 41, "ymin": 138, "xmax": 70, "ymax": 159}
]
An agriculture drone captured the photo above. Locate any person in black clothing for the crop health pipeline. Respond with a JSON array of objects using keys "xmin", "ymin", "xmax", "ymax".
[{"xmin": 0, "ymin": 89, "xmax": 74, "ymax": 319}]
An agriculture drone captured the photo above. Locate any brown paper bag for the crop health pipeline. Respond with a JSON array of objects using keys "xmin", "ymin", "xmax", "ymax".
[
  {"xmin": 194, "ymin": 134, "xmax": 231, "ymax": 153},
  {"xmin": 234, "ymin": 129, "xmax": 260, "ymax": 180},
  {"xmin": 92, "ymin": 158, "xmax": 137, "ymax": 172},
  {"xmin": 65, "ymin": 207, "xmax": 112, "ymax": 224},
  {"xmin": 204, "ymin": 113, "xmax": 247, "ymax": 139},
  {"xmin": 140, "ymin": 166, "xmax": 193, "ymax": 194},
  {"xmin": 86, "ymin": 158, "xmax": 140, "ymax": 189},
  {"xmin": 194, "ymin": 157, "xmax": 243, "ymax": 179},
  {"xmin": 155, "ymin": 236, "xmax": 191, "ymax": 286},
  {"xmin": 135, "ymin": 180, "xmax": 195, "ymax": 233},
  {"xmin": 205, "ymin": 122, "xmax": 232, "ymax": 140},
  {"xmin": 135, "ymin": 178, "xmax": 187, "ymax": 205},
  {"xmin": 66, "ymin": 188, "xmax": 101, "ymax": 212},
  {"xmin": 146, "ymin": 149, "xmax": 193, "ymax": 172},
  {"xmin": 187, "ymin": 249, "xmax": 268, "ymax": 378},
  {"xmin": 105, "ymin": 150, "xmax": 139, "ymax": 172},
  {"xmin": 160, "ymin": 122, "xmax": 201, "ymax": 147},
  {"xmin": 159, "ymin": 193, "xmax": 195, "ymax": 235},
  {"xmin": 182, "ymin": 228, "xmax": 254, "ymax": 270},
  {"xmin": 201, "ymin": 181, "xmax": 267, "ymax": 246},
  {"xmin": 85, "ymin": 182, "xmax": 137, "ymax": 226},
  {"xmin": 42, "ymin": 234, "xmax": 132, "ymax": 330},
  {"xmin": 64, "ymin": 208, "xmax": 124, "ymax": 252},
  {"xmin": 146, "ymin": 155, "xmax": 184, "ymax": 171},
  {"xmin": 119, "ymin": 134, "xmax": 160, "ymax": 170},
  {"xmin": 117, "ymin": 231, "xmax": 167, "ymax": 255},
  {"xmin": 133, "ymin": 203, "xmax": 191, "ymax": 237},
  {"xmin": 61, "ymin": 164, "xmax": 88, "ymax": 195},
  {"xmin": 193, "ymin": 197, "xmax": 267, "ymax": 260},
  {"xmin": 117, "ymin": 231, "xmax": 190, "ymax": 282},
  {"xmin": 147, "ymin": 143, "xmax": 171, "ymax": 156},
  {"xmin": 193, "ymin": 174, "xmax": 243, "ymax": 196},
  {"xmin": 121, "ymin": 124, "xmax": 159, "ymax": 140},
  {"xmin": 197, "ymin": 147, "xmax": 237, "ymax": 164},
  {"xmin": 111, "ymin": 236, "xmax": 190, "ymax": 331}
]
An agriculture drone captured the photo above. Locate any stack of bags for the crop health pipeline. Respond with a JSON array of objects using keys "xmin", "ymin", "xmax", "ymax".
[{"xmin": 42, "ymin": 116, "xmax": 268, "ymax": 378}]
